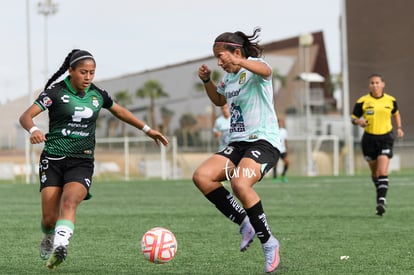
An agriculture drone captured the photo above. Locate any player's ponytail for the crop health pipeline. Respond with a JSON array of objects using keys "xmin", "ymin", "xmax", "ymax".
[
  {"xmin": 214, "ymin": 27, "xmax": 263, "ymax": 58},
  {"xmin": 43, "ymin": 49, "xmax": 95, "ymax": 91},
  {"xmin": 44, "ymin": 49, "xmax": 79, "ymax": 91}
]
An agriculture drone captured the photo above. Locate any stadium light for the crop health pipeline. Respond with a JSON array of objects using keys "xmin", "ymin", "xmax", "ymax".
[{"xmin": 37, "ymin": 0, "xmax": 58, "ymax": 81}]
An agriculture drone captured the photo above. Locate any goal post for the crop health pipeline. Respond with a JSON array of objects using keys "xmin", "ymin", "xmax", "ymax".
[
  {"xmin": 287, "ymin": 135, "xmax": 339, "ymax": 176},
  {"xmin": 95, "ymin": 136, "xmax": 178, "ymax": 180}
]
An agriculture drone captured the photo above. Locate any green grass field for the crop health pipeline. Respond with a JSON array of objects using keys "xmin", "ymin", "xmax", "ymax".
[{"xmin": 1, "ymin": 174, "xmax": 413, "ymax": 274}]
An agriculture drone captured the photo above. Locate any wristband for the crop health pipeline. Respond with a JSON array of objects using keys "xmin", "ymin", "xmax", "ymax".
[
  {"xmin": 202, "ymin": 78, "xmax": 210, "ymax": 83},
  {"xmin": 142, "ymin": 124, "xmax": 151, "ymax": 133},
  {"xmin": 29, "ymin": 126, "xmax": 39, "ymax": 134}
]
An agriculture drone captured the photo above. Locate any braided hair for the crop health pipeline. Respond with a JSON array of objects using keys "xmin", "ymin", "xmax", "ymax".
[
  {"xmin": 44, "ymin": 49, "xmax": 95, "ymax": 90},
  {"xmin": 213, "ymin": 27, "xmax": 263, "ymax": 58}
]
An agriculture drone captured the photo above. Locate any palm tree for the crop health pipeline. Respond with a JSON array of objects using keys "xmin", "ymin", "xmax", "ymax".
[
  {"xmin": 194, "ymin": 70, "xmax": 222, "ymax": 127},
  {"xmin": 179, "ymin": 113, "xmax": 198, "ymax": 148},
  {"xmin": 160, "ymin": 106, "xmax": 174, "ymax": 135},
  {"xmin": 113, "ymin": 90, "xmax": 132, "ymax": 136},
  {"xmin": 136, "ymin": 80, "xmax": 169, "ymax": 130}
]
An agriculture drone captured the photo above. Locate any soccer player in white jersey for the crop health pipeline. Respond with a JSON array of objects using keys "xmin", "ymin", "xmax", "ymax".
[
  {"xmin": 192, "ymin": 27, "xmax": 282, "ymax": 273},
  {"xmin": 272, "ymin": 118, "xmax": 290, "ymax": 183},
  {"xmin": 213, "ymin": 104, "xmax": 231, "ymax": 151},
  {"xmin": 19, "ymin": 49, "xmax": 168, "ymax": 270}
]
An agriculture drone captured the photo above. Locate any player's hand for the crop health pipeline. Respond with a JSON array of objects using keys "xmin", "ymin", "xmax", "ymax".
[
  {"xmin": 198, "ymin": 64, "xmax": 211, "ymax": 82},
  {"xmin": 146, "ymin": 130, "xmax": 169, "ymax": 146},
  {"xmin": 397, "ymin": 128, "xmax": 404, "ymax": 138},
  {"xmin": 218, "ymin": 51, "xmax": 241, "ymax": 66},
  {"xmin": 30, "ymin": 130, "xmax": 46, "ymax": 144},
  {"xmin": 357, "ymin": 119, "xmax": 368, "ymax": 128}
]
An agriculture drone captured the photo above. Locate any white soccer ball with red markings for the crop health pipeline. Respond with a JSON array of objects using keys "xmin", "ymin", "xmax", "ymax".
[{"xmin": 141, "ymin": 227, "xmax": 177, "ymax": 264}]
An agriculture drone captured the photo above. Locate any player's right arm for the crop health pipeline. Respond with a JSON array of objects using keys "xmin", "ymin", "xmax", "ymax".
[
  {"xmin": 19, "ymin": 103, "xmax": 47, "ymax": 144},
  {"xmin": 198, "ymin": 64, "xmax": 226, "ymax": 106}
]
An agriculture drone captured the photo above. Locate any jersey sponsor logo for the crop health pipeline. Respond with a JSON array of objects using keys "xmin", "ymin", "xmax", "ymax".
[
  {"xmin": 226, "ymin": 89, "xmax": 241, "ymax": 98},
  {"xmin": 61, "ymin": 95, "xmax": 70, "ymax": 103},
  {"xmin": 72, "ymin": 106, "xmax": 93, "ymax": 122},
  {"xmin": 230, "ymin": 104, "xmax": 245, "ymax": 133},
  {"xmin": 61, "ymin": 128, "xmax": 90, "ymax": 137},
  {"xmin": 61, "ymin": 129, "xmax": 71, "ymax": 136}
]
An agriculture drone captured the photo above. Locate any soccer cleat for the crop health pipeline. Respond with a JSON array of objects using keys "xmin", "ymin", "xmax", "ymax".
[
  {"xmin": 262, "ymin": 236, "xmax": 280, "ymax": 273},
  {"xmin": 239, "ymin": 219, "xmax": 255, "ymax": 252},
  {"xmin": 376, "ymin": 198, "xmax": 386, "ymax": 216},
  {"xmin": 273, "ymin": 177, "xmax": 281, "ymax": 183},
  {"xmin": 376, "ymin": 203, "xmax": 386, "ymax": 216},
  {"xmin": 281, "ymin": 176, "xmax": 288, "ymax": 183},
  {"xmin": 46, "ymin": 245, "xmax": 67, "ymax": 270},
  {"xmin": 39, "ymin": 235, "xmax": 54, "ymax": 260}
]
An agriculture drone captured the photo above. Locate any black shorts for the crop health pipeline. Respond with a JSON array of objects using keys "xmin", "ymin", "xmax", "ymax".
[
  {"xmin": 216, "ymin": 140, "xmax": 280, "ymax": 181},
  {"xmin": 39, "ymin": 151, "xmax": 94, "ymax": 195},
  {"xmin": 361, "ymin": 132, "xmax": 394, "ymax": 161}
]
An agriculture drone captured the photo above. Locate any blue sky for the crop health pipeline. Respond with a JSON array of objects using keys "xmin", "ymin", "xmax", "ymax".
[{"xmin": 0, "ymin": 0, "xmax": 341, "ymax": 104}]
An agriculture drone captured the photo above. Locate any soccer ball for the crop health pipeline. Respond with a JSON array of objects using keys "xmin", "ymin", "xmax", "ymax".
[{"xmin": 141, "ymin": 227, "xmax": 177, "ymax": 264}]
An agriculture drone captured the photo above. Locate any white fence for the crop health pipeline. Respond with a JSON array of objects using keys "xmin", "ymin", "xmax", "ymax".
[{"xmin": 95, "ymin": 136, "xmax": 178, "ymax": 180}]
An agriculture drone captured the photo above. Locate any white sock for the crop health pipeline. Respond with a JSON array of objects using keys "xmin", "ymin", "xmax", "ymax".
[{"xmin": 53, "ymin": 222, "xmax": 74, "ymax": 249}]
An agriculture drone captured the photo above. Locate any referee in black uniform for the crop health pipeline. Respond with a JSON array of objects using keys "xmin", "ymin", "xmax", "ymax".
[{"xmin": 351, "ymin": 73, "xmax": 404, "ymax": 216}]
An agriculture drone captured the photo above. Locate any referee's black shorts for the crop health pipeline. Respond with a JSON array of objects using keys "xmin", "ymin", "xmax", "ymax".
[{"xmin": 361, "ymin": 131, "xmax": 394, "ymax": 161}]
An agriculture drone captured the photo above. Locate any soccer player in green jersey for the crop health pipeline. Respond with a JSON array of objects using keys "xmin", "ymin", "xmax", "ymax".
[
  {"xmin": 351, "ymin": 73, "xmax": 404, "ymax": 216},
  {"xmin": 193, "ymin": 28, "xmax": 281, "ymax": 273},
  {"xmin": 19, "ymin": 49, "xmax": 168, "ymax": 270}
]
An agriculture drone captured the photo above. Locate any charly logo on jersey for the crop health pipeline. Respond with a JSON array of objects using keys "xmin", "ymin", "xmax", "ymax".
[
  {"xmin": 61, "ymin": 95, "xmax": 70, "ymax": 103},
  {"xmin": 239, "ymin": 72, "xmax": 247, "ymax": 84},
  {"xmin": 92, "ymin": 96, "xmax": 99, "ymax": 108},
  {"xmin": 72, "ymin": 106, "xmax": 93, "ymax": 122}
]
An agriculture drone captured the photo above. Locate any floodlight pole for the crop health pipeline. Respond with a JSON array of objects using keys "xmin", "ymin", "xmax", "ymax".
[
  {"xmin": 341, "ymin": 0, "xmax": 355, "ymax": 175},
  {"xmin": 37, "ymin": 0, "xmax": 58, "ymax": 81},
  {"xmin": 299, "ymin": 33, "xmax": 315, "ymax": 176},
  {"xmin": 25, "ymin": 0, "xmax": 35, "ymax": 183}
]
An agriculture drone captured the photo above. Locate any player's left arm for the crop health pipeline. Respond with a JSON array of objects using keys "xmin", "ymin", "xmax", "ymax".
[
  {"xmin": 393, "ymin": 111, "xmax": 404, "ymax": 138},
  {"xmin": 109, "ymin": 102, "xmax": 168, "ymax": 146}
]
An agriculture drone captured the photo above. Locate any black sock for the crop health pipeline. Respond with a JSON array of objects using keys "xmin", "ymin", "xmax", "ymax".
[
  {"xmin": 245, "ymin": 201, "xmax": 272, "ymax": 244},
  {"xmin": 282, "ymin": 165, "xmax": 288, "ymax": 176},
  {"xmin": 371, "ymin": 176, "xmax": 379, "ymax": 200},
  {"xmin": 377, "ymin": 175, "xmax": 388, "ymax": 203},
  {"xmin": 205, "ymin": 186, "xmax": 246, "ymax": 225}
]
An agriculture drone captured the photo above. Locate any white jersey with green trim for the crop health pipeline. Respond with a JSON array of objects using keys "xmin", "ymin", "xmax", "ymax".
[{"xmin": 216, "ymin": 57, "xmax": 281, "ymax": 151}]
